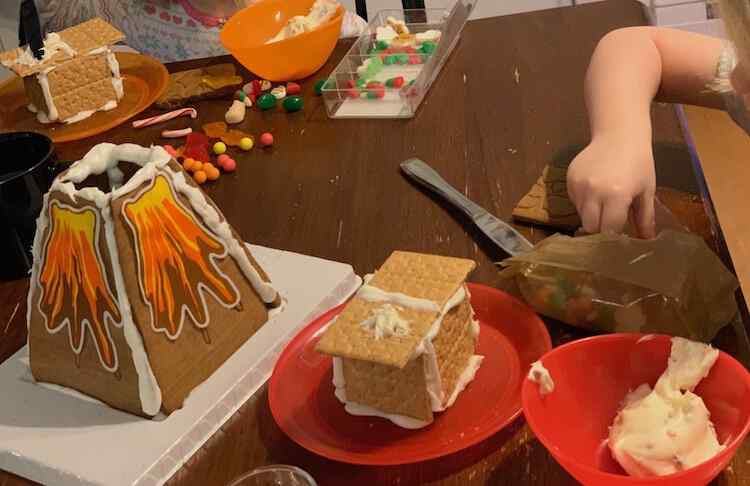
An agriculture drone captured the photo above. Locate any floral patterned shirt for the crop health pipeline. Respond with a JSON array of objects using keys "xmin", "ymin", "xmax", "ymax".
[{"xmin": 35, "ymin": 0, "xmax": 367, "ymax": 63}]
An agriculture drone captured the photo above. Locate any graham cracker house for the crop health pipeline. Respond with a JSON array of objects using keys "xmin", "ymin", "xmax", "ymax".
[
  {"xmin": 26, "ymin": 143, "xmax": 282, "ymax": 417},
  {"xmin": 316, "ymin": 251, "xmax": 484, "ymax": 429},
  {"xmin": 0, "ymin": 18, "xmax": 125, "ymax": 124}
]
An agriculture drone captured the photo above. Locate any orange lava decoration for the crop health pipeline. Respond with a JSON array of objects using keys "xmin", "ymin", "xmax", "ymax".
[
  {"xmin": 123, "ymin": 174, "xmax": 238, "ymax": 339},
  {"xmin": 39, "ymin": 202, "xmax": 121, "ymax": 370}
]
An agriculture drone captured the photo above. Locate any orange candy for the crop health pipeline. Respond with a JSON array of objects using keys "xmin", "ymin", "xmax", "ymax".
[
  {"xmin": 182, "ymin": 157, "xmax": 195, "ymax": 171},
  {"xmin": 192, "ymin": 161, "xmax": 204, "ymax": 172},
  {"xmin": 193, "ymin": 170, "xmax": 208, "ymax": 184},
  {"xmin": 204, "ymin": 163, "xmax": 221, "ymax": 180},
  {"xmin": 203, "ymin": 121, "xmax": 228, "ymax": 138}
]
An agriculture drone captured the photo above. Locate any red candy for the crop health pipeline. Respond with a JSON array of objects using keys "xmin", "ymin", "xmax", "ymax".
[
  {"xmin": 251, "ymin": 79, "xmax": 262, "ymax": 95},
  {"xmin": 286, "ymin": 82, "xmax": 302, "ymax": 95},
  {"xmin": 405, "ymin": 46, "xmax": 417, "ymax": 54},
  {"xmin": 392, "ymin": 76, "xmax": 405, "ymax": 88},
  {"xmin": 220, "ymin": 158, "xmax": 237, "ymax": 172},
  {"xmin": 346, "ymin": 79, "xmax": 356, "ymax": 89},
  {"xmin": 182, "ymin": 132, "xmax": 210, "ymax": 163},
  {"xmin": 162, "ymin": 144, "xmax": 177, "ymax": 157},
  {"xmin": 346, "ymin": 87, "xmax": 360, "ymax": 99},
  {"xmin": 408, "ymin": 54, "xmax": 421, "ymax": 65},
  {"xmin": 367, "ymin": 82, "xmax": 385, "ymax": 99},
  {"xmin": 259, "ymin": 132, "xmax": 274, "ymax": 147}
]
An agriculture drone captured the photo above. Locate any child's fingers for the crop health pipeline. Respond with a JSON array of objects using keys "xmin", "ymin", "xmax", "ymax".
[
  {"xmin": 600, "ymin": 198, "xmax": 631, "ymax": 234},
  {"xmin": 634, "ymin": 191, "xmax": 656, "ymax": 239},
  {"xmin": 581, "ymin": 199, "xmax": 603, "ymax": 235}
]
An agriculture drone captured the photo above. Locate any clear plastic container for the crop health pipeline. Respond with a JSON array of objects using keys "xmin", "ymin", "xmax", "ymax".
[
  {"xmin": 322, "ymin": 0, "xmax": 477, "ymax": 119},
  {"xmin": 226, "ymin": 465, "xmax": 317, "ymax": 486}
]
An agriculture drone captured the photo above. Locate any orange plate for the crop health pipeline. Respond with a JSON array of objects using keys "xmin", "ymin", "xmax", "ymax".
[
  {"xmin": 269, "ymin": 283, "xmax": 553, "ymax": 465},
  {"xmin": 221, "ymin": 0, "xmax": 343, "ymax": 81},
  {"xmin": 0, "ymin": 52, "xmax": 169, "ymax": 143}
]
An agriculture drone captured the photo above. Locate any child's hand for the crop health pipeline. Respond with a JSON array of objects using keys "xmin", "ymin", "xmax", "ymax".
[{"xmin": 567, "ymin": 136, "xmax": 656, "ymax": 238}]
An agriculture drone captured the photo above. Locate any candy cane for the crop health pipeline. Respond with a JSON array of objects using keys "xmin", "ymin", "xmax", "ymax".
[
  {"xmin": 132, "ymin": 107, "xmax": 198, "ymax": 128},
  {"xmin": 161, "ymin": 127, "xmax": 193, "ymax": 138}
]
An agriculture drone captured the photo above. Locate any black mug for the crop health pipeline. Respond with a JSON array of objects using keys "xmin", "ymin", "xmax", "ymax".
[{"xmin": 0, "ymin": 132, "xmax": 57, "ymax": 280}]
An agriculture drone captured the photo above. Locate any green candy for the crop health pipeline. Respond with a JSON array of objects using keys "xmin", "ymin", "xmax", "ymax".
[
  {"xmin": 397, "ymin": 53, "xmax": 409, "ymax": 64},
  {"xmin": 314, "ymin": 79, "xmax": 328, "ymax": 95},
  {"xmin": 365, "ymin": 56, "xmax": 384, "ymax": 79},
  {"xmin": 366, "ymin": 91, "xmax": 379, "ymax": 100},
  {"xmin": 257, "ymin": 93, "xmax": 277, "ymax": 110},
  {"xmin": 420, "ymin": 41, "xmax": 436, "ymax": 54},
  {"xmin": 385, "ymin": 78, "xmax": 394, "ymax": 88},
  {"xmin": 376, "ymin": 40, "xmax": 389, "ymax": 50},
  {"xmin": 356, "ymin": 78, "xmax": 367, "ymax": 88},
  {"xmin": 282, "ymin": 95, "xmax": 304, "ymax": 112},
  {"xmin": 384, "ymin": 54, "xmax": 397, "ymax": 66}
]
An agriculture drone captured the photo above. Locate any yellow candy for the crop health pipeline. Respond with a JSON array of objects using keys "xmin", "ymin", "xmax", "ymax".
[
  {"xmin": 213, "ymin": 141, "xmax": 227, "ymax": 155},
  {"xmin": 239, "ymin": 137, "xmax": 254, "ymax": 151}
]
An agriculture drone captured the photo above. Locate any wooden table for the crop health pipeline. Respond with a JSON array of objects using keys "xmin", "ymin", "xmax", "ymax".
[{"xmin": 1, "ymin": 1, "xmax": 746, "ymax": 485}]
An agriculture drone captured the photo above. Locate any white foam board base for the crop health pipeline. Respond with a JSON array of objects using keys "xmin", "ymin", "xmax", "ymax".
[{"xmin": 0, "ymin": 245, "xmax": 361, "ymax": 486}]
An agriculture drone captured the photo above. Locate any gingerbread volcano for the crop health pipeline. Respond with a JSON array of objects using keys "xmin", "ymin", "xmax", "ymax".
[{"xmin": 26, "ymin": 143, "xmax": 281, "ymax": 417}]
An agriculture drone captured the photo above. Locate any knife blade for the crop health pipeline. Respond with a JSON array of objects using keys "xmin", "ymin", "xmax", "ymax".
[{"xmin": 400, "ymin": 158, "xmax": 534, "ymax": 256}]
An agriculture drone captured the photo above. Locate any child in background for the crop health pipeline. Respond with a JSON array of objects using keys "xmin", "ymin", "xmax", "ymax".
[
  {"xmin": 566, "ymin": 0, "xmax": 750, "ymax": 239},
  {"xmin": 34, "ymin": 0, "xmax": 367, "ymax": 62}
]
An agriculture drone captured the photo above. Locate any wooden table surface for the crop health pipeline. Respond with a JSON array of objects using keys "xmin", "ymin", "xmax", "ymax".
[{"xmin": 2, "ymin": 1, "xmax": 748, "ymax": 485}]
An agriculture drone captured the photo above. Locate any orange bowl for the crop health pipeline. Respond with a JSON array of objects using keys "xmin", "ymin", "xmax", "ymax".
[{"xmin": 220, "ymin": 0, "xmax": 344, "ymax": 82}]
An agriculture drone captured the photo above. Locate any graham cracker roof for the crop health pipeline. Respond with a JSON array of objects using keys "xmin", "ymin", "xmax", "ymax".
[
  {"xmin": 0, "ymin": 18, "xmax": 125, "ymax": 77},
  {"xmin": 316, "ymin": 251, "xmax": 475, "ymax": 368}
]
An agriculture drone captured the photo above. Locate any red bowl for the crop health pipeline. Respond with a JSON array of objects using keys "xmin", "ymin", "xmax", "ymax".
[{"xmin": 522, "ymin": 334, "xmax": 750, "ymax": 486}]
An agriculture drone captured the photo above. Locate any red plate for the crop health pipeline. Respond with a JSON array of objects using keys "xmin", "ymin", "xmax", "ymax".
[{"xmin": 269, "ymin": 283, "xmax": 552, "ymax": 465}]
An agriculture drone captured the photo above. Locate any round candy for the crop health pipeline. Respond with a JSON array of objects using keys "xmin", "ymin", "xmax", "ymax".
[
  {"xmin": 217, "ymin": 154, "xmax": 231, "ymax": 164},
  {"xmin": 356, "ymin": 78, "xmax": 367, "ymax": 89},
  {"xmin": 193, "ymin": 170, "xmax": 207, "ymax": 184},
  {"xmin": 314, "ymin": 79, "xmax": 326, "ymax": 95},
  {"xmin": 182, "ymin": 157, "xmax": 195, "ymax": 171},
  {"xmin": 242, "ymin": 82, "xmax": 254, "ymax": 95},
  {"xmin": 192, "ymin": 161, "xmax": 204, "ymax": 172},
  {"xmin": 376, "ymin": 40, "xmax": 389, "ymax": 51},
  {"xmin": 222, "ymin": 158, "xmax": 237, "ymax": 172},
  {"xmin": 204, "ymin": 163, "xmax": 220, "ymax": 180},
  {"xmin": 213, "ymin": 141, "xmax": 227, "ymax": 155},
  {"xmin": 286, "ymin": 82, "xmax": 302, "ymax": 95},
  {"xmin": 257, "ymin": 93, "xmax": 277, "ymax": 110},
  {"xmin": 283, "ymin": 96, "xmax": 304, "ymax": 113},
  {"xmin": 259, "ymin": 132, "xmax": 274, "ymax": 147},
  {"xmin": 408, "ymin": 54, "xmax": 421, "ymax": 65},
  {"xmin": 384, "ymin": 54, "xmax": 397, "ymax": 66},
  {"xmin": 420, "ymin": 41, "xmax": 436, "ymax": 54},
  {"xmin": 346, "ymin": 79, "xmax": 356, "ymax": 89},
  {"xmin": 239, "ymin": 137, "xmax": 254, "ymax": 151},
  {"xmin": 397, "ymin": 53, "xmax": 409, "ymax": 64},
  {"xmin": 238, "ymin": 91, "xmax": 246, "ymax": 102}
]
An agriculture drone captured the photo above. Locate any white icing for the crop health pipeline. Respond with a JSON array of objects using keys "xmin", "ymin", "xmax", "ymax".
[
  {"xmin": 360, "ymin": 304, "xmax": 410, "ymax": 339},
  {"xmin": 416, "ymin": 29, "xmax": 441, "ymax": 44},
  {"xmin": 105, "ymin": 49, "xmax": 123, "ymax": 100},
  {"xmin": 36, "ymin": 70, "xmax": 59, "ymax": 122},
  {"xmin": 528, "ymin": 360, "xmax": 555, "ymax": 395},
  {"xmin": 376, "ymin": 25, "xmax": 398, "ymax": 43},
  {"xmin": 27, "ymin": 103, "xmax": 38, "ymax": 113},
  {"xmin": 357, "ymin": 274, "xmax": 439, "ymax": 312},
  {"xmin": 2, "ymin": 32, "xmax": 76, "ymax": 68},
  {"xmin": 386, "ymin": 16, "xmax": 409, "ymax": 35},
  {"xmin": 121, "ymin": 173, "xmax": 243, "ymax": 341},
  {"xmin": 266, "ymin": 0, "xmax": 339, "ymax": 44},
  {"xmin": 36, "ymin": 201, "xmax": 121, "ymax": 372},
  {"xmin": 445, "ymin": 355, "xmax": 484, "ymax": 408},
  {"xmin": 332, "ymin": 357, "xmax": 430, "ymax": 429}
]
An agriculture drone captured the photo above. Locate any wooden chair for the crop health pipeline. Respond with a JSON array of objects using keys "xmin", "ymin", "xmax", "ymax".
[{"xmin": 355, "ymin": 0, "xmax": 427, "ymax": 21}]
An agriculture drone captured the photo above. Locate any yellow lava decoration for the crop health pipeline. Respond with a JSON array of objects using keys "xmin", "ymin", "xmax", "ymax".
[
  {"xmin": 39, "ymin": 202, "xmax": 121, "ymax": 371},
  {"xmin": 123, "ymin": 174, "xmax": 238, "ymax": 340}
]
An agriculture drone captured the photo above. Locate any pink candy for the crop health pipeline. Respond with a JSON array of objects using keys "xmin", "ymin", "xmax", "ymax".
[
  {"xmin": 162, "ymin": 145, "xmax": 178, "ymax": 157},
  {"xmin": 132, "ymin": 107, "xmax": 197, "ymax": 128},
  {"xmin": 217, "ymin": 154, "xmax": 237, "ymax": 172},
  {"xmin": 259, "ymin": 132, "xmax": 274, "ymax": 147}
]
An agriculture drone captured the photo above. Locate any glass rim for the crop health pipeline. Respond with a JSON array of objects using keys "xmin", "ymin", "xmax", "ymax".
[{"xmin": 226, "ymin": 464, "xmax": 317, "ymax": 486}]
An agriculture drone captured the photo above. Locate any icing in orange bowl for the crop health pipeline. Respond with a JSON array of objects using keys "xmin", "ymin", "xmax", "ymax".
[{"xmin": 221, "ymin": 0, "xmax": 344, "ymax": 82}]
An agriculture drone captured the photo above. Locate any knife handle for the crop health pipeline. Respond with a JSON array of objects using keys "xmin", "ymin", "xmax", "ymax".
[{"xmin": 400, "ymin": 158, "xmax": 484, "ymax": 220}]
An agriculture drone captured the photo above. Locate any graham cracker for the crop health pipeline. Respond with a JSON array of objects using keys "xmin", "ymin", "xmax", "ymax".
[
  {"xmin": 111, "ymin": 163, "xmax": 273, "ymax": 413},
  {"xmin": 44, "ymin": 52, "xmax": 118, "ymax": 120},
  {"xmin": 28, "ymin": 191, "xmax": 144, "ymax": 416},
  {"xmin": 431, "ymin": 295, "xmax": 475, "ymax": 404},
  {"xmin": 342, "ymin": 356, "xmax": 433, "ymax": 422},
  {"xmin": 513, "ymin": 164, "xmax": 581, "ymax": 230},
  {"xmin": 156, "ymin": 64, "xmax": 243, "ymax": 109},
  {"xmin": 0, "ymin": 18, "xmax": 124, "ymax": 77},
  {"xmin": 316, "ymin": 251, "xmax": 475, "ymax": 368}
]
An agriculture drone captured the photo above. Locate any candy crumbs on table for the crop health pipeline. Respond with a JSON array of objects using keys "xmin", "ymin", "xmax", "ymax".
[
  {"xmin": 259, "ymin": 132, "xmax": 274, "ymax": 147},
  {"xmin": 286, "ymin": 82, "xmax": 302, "ymax": 95}
]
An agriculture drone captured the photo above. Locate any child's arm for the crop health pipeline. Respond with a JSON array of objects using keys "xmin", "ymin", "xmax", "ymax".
[{"xmin": 567, "ymin": 27, "xmax": 724, "ymax": 238}]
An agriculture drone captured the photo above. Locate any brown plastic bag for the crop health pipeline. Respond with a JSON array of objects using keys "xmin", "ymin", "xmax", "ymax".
[{"xmin": 498, "ymin": 230, "xmax": 738, "ymax": 342}]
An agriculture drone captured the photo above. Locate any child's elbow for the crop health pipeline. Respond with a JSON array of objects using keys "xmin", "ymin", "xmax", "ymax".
[{"xmin": 598, "ymin": 26, "xmax": 657, "ymax": 47}]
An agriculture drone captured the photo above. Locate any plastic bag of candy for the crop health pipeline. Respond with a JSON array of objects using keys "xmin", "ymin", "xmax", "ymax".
[{"xmin": 498, "ymin": 230, "xmax": 738, "ymax": 342}]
